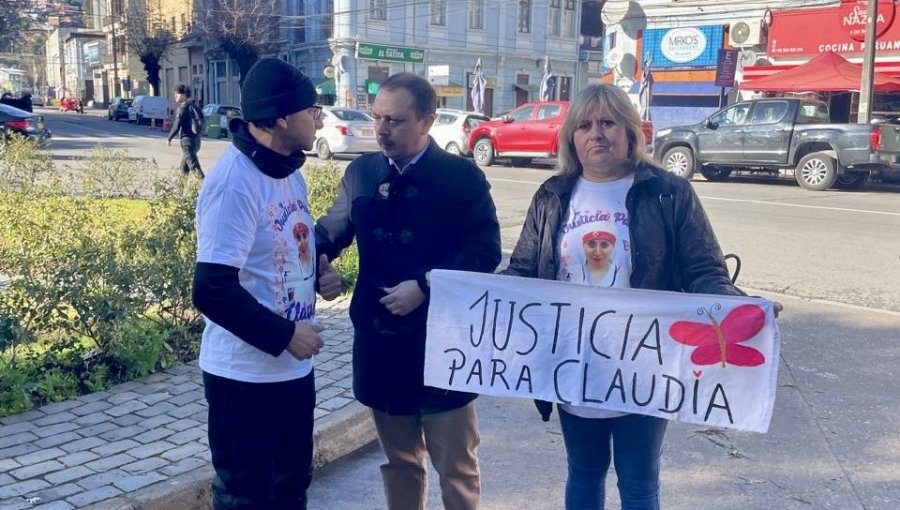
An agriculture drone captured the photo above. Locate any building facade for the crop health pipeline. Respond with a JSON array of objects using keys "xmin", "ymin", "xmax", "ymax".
[{"xmin": 601, "ymin": 0, "xmax": 900, "ymax": 131}]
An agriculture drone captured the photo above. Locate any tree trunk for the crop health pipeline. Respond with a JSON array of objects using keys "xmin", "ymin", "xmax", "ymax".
[
  {"xmin": 221, "ymin": 41, "xmax": 259, "ymax": 89},
  {"xmin": 141, "ymin": 55, "xmax": 162, "ymax": 97}
]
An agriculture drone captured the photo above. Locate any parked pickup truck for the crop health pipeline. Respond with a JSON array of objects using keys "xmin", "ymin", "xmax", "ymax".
[
  {"xmin": 654, "ymin": 98, "xmax": 887, "ymax": 191},
  {"xmin": 468, "ymin": 100, "xmax": 654, "ymax": 168}
]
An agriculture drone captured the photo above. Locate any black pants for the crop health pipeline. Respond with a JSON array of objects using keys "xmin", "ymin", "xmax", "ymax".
[
  {"xmin": 180, "ymin": 136, "xmax": 203, "ymax": 177},
  {"xmin": 203, "ymin": 371, "xmax": 316, "ymax": 510}
]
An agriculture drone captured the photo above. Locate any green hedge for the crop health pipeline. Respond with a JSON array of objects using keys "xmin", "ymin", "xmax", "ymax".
[{"xmin": 0, "ymin": 137, "xmax": 357, "ymax": 417}]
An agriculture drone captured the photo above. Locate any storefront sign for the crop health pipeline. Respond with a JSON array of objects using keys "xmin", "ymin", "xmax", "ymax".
[
  {"xmin": 838, "ymin": 0, "xmax": 895, "ymax": 41},
  {"xmin": 435, "ymin": 86, "xmax": 464, "ymax": 97},
  {"xmin": 714, "ymin": 49, "xmax": 740, "ymax": 87},
  {"xmin": 467, "ymin": 75, "xmax": 498, "ymax": 89},
  {"xmin": 356, "ymin": 42, "xmax": 425, "ymax": 63},
  {"xmin": 769, "ymin": 3, "xmax": 900, "ymax": 57},
  {"xmin": 644, "ymin": 26, "xmax": 724, "ymax": 69},
  {"xmin": 661, "ymin": 27, "xmax": 707, "ymax": 63}
]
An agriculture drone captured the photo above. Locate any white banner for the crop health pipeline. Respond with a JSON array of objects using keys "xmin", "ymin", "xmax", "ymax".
[{"xmin": 425, "ymin": 270, "xmax": 780, "ymax": 433}]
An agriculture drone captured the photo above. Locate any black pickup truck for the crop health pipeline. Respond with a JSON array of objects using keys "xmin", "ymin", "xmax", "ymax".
[{"xmin": 653, "ymin": 98, "xmax": 886, "ymax": 191}]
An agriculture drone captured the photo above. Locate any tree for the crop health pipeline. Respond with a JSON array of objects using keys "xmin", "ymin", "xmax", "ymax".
[
  {"xmin": 123, "ymin": 2, "xmax": 176, "ymax": 97},
  {"xmin": 196, "ymin": 0, "xmax": 281, "ymax": 87},
  {"xmin": 0, "ymin": 0, "xmax": 33, "ymax": 54}
]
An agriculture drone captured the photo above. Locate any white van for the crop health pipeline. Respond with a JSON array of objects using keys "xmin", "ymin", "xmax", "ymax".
[{"xmin": 128, "ymin": 95, "xmax": 169, "ymax": 125}]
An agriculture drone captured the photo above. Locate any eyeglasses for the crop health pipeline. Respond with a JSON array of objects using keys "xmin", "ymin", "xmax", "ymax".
[{"xmin": 309, "ymin": 105, "xmax": 323, "ymax": 120}]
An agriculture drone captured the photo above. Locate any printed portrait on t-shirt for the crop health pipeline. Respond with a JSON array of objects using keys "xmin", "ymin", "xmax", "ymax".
[
  {"xmin": 292, "ymin": 222, "xmax": 314, "ymax": 280},
  {"xmin": 268, "ymin": 198, "xmax": 316, "ymax": 322},
  {"xmin": 557, "ymin": 178, "xmax": 634, "ymax": 289},
  {"xmin": 581, "ymin": 230, "xmax": 618, "ymax": 287}
]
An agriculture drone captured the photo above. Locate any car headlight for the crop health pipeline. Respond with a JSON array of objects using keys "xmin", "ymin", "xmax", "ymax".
[{"xmin": 655, "ymin": 128, "xmax": 672, "ymax": 138}]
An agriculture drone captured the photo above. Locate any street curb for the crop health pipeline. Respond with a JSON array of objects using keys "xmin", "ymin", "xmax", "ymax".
[{"xmin": 81, "ymin": 403, "xmax": 376, "ymax": 510}]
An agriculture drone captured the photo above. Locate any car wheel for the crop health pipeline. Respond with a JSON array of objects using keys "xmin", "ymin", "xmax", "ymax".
[
  {"xmin": 316, "ymin": 138, "xmax": 333, "ymax": 160},
  {"xmin": 662, "ymin": 147, "xmax": 695, "ymax": 180},
  {"xmin": 832, "ymin": 171, "xmax": 868, "ymax": 190},
  {"xmin": 445, "ymin": 142, "xmax": 461, "ymax": 155},
  {"xmin": 796, "ymin": 152, "xmax": 837, "ymax": 191},
  {"xmin": 510, "ymin": 157, "xmax": 532, "ymax": 167},
  {"xmin": 473, "ymin": 138, "xmax": 495, "ymax": 166},
  {"xmin": 700, "ymin": 166, "xmax": 732, "ymax": 182}
]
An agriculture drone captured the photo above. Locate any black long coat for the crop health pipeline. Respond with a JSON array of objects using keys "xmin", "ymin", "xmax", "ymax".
[{"xmin": 316, "ymin": 140, "xmax": 502, "ymax": 415}]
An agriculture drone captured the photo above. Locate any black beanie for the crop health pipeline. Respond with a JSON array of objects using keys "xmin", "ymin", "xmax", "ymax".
[{"xmin": 241, "ymin": 58, "xmax": 317, "ymax": 122}]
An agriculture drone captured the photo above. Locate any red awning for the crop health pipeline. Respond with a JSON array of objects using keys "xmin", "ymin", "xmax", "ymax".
[{"xmin": 739, "ymin": 51, "xmax": 900, "ymax": 92}]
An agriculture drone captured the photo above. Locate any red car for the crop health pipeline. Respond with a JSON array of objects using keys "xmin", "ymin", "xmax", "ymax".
[
  {"xmin": 467, "ymin": 100, "xmax": 654, "ymax": 167},
  {"xmin": 468, "ymin": 101, "xmax": 570, "ymax": 167},
  {"xmin": 59, "ymin": 97, "xmax": 80, "ymax": 112}
]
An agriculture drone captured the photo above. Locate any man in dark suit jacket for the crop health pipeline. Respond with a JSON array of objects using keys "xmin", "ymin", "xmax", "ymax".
[{"xmin": 315, "ymin": 72, "xmax": 501, "ymax": 510}]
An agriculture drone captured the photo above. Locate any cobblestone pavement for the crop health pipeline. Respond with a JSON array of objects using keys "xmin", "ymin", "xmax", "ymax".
[{"xmin": 0, "ymin": 296, "xmax": 373, "ymax": 510}]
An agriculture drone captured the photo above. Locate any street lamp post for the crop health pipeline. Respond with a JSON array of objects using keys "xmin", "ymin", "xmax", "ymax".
[{"xmin": 857, "ymin": 0, "xmax": 879, "ymax": 123}]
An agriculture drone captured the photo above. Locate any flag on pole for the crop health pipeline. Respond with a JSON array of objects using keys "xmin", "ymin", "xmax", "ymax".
[{"xmin": 470, "ymin": 58, "xmax": 486, "ymax": 114}]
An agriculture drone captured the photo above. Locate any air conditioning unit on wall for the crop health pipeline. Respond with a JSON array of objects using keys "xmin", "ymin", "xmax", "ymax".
[{"xmin": 729, "ymin": 19, "xmax": 764, "ymax": 47}]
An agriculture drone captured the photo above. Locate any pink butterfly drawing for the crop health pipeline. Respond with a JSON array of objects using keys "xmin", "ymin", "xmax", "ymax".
[{"xmin": 669, "ymin": 304, "xmax": 766, "ymax": 368}]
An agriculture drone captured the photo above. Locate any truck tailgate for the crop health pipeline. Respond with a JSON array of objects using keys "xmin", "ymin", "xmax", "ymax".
[{"xmin": 878, "ymin": 123, "xmax": 900, "ymax": 163}]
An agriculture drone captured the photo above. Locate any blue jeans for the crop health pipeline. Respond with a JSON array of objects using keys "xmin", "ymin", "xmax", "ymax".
[{"xmin": 558, "ymin": 409, "xmax": 668, "ymax": 510}]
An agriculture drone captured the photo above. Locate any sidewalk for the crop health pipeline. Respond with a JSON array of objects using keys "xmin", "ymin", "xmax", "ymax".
[{"xmin": 0, "ymin": 296, "xmax": 376, "ymax": 510}]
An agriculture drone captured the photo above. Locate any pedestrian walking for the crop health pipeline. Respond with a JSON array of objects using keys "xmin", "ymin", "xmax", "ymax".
[
  {"xmin": 192, "ymin": 57, "xmax": 342, "ymax": 510},
  {"xmin": 167, "ymin": 84, "xmax": 204, "ymax": 178},
  {"xmin": 500, "ymin": 83, "xmax": 782, "ymax": 510},
  {"xmin": 315, "ymin": 72, "xmax": 502, "ymax": 510}
]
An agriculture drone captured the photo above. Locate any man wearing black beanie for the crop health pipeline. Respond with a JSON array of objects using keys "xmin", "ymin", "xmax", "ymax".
[{"xmin": 192, "ymin": 57, "xmax": 342, "ymax": 510}]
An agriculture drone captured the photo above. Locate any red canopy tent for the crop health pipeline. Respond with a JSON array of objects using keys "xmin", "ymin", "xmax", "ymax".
[{"xmin": 739, "ymin": 51, "xmax": 900, "ymax": 92}]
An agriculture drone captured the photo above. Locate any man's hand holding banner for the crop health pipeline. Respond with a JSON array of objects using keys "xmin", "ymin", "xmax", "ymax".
[{"xmin": 424, "ymin": 270, "xmax": 780, "ymax": 433}]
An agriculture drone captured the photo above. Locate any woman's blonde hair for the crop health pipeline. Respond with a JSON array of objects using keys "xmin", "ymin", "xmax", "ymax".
[{"xmin": 555, "ymin": 84, "xmax": 651, "ymax": 178}]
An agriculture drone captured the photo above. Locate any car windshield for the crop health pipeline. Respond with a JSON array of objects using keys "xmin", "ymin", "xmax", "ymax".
[
  {"xmin": 220, "ymin": 107, "xmax": 241, "ymax": 117},
  {"xmin": 331, "ymin": 109, "xmax": 372, "ymax": 121}
]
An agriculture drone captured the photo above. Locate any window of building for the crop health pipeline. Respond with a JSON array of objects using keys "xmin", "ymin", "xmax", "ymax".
[
  {"xmin": 549, "ymin": 0, "xmax": 560, "ymax": 36},
  {"xmin": 563, "ymin": 1, "xmax": 575, "ymax": 36},
  {"xmin": 370, "ymin": 0, "xmax": 386, "ymax": 20},
  {"xmin": 518, "ymin": 0, "xmax": 531, "ymax": 34},
  {"xmin": 469, "ymin": 0, "xmax": 483, "ymax": 29},
  {"xmin": 559, "ymin": 76, "xmax": 571, "ymax": 100},
  {"xmin": 431, "ymin": 0, "xmax": 446, "ymax": 26},
  {"xmin": 180, "ymin": 13, "xmax": 187, "ymax": 33}
]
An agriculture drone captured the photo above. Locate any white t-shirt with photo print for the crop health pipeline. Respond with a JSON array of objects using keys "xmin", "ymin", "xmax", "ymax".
[
  {"xmin": 196, "ymin": 145, "xmax": 318, "ymax": 383},
  {"xmin": 557, "ymin": 175, "xmax": 634, "ymax": 419}
]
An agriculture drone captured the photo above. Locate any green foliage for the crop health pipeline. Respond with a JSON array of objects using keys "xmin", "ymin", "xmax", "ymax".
[
  {"xmin": 305, "ymin": 162, "xmax": 360, "ymax": 290},
  {"xmin": 0, "ymin": 134, "xmax": 53, "ymax": 190},
  {"xmin": 0, "ymin": 0, "xmax": 34, "ymax": 53},
  {"xmin": 0, "ymin": 149, "xmax": 362, "ymax": 418},
  {"xmin": 80, "ymin": 145, "xmax": 156, "ymax": 198},
  {"xmin": 0, "ymin": 145, "xmax": 202, "ymax": 417}
]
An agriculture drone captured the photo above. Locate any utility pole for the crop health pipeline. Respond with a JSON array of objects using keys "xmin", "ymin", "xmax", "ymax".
[
  {"xmin": 110, "ymin": 0, "xmax": 120, "ymax": 99},
  {"xmin": 857, "ymin": 0, "xmax": 879, "ymax": 123}
]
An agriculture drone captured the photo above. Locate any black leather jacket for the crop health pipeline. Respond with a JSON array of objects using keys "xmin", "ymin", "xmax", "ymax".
[{"xmin": 503, "ymin": 161, "xmax": 740, "ymax": 296}]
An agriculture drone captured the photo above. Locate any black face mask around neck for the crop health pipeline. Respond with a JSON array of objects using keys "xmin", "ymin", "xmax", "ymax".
[{"xmin": 230, "ymin": 119, "xmax": 306, "ymax": 179}]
